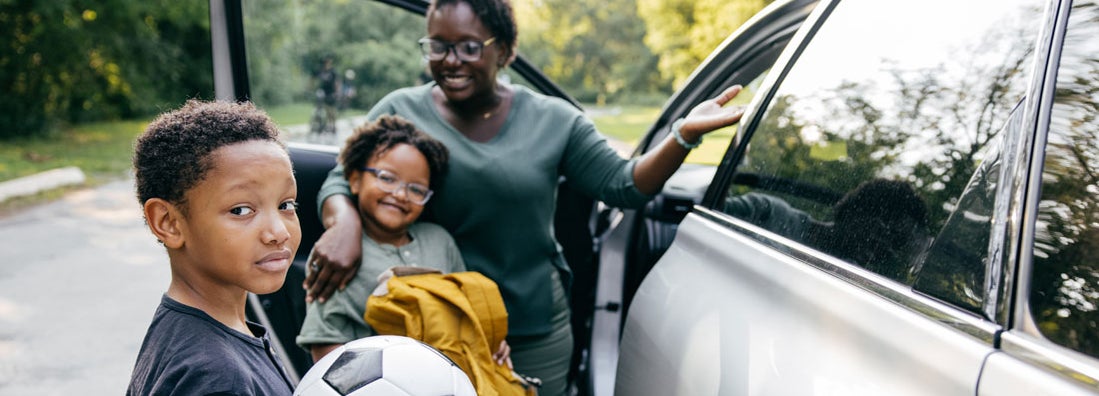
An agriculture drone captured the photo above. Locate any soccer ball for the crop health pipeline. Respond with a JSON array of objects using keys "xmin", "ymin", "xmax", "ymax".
[{"xmin": 294, "ymin": 335, "xmax": 476, "ymax": 396}]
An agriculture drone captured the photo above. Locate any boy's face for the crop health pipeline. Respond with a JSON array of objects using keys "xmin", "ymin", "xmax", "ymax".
[
  {"xmin": 349, "ymin": 143, "xmax": 430, "ymax": 244},
  {"xmin": 176, "ymin": 140, "xmax": 301, "ymax": 295}
]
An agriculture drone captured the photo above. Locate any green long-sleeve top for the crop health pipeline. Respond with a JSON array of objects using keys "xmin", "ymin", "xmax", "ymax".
[{"xmin": 318, "ymin": 83, "xmax": 651, "ymax": 335}]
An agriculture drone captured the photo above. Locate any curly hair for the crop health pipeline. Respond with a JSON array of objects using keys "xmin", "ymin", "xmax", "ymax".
[
  {"xmin": 133, "ymin": 100, "xmax": 283, "ymax": 212},
  {"xmin": 340, "ymin": 114, "xmax": 449, "ymax": 191},
  {"xmin": 428, "ymin": 0, "xmax": 518, "ymax": 59}
]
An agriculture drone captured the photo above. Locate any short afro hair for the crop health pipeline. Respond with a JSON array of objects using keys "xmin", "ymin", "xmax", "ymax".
[
  {"xmin": 133, "ymin": 100, "xmax": 283, "ymax": 211},
  {"xmin": 428, "ymin": 0, "xmax": 518, "ymax": 59},
  {"xmin": 340, "ymin": 115, "xmax": 449, "ymax": 191}
]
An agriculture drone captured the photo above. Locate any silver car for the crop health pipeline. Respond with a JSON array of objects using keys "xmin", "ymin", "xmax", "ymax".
[{"xmin": 607, "ymin": 0, "xmax": 1099, "ymax": 394}]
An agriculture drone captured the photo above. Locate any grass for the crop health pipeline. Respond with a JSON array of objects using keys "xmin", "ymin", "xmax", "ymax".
[
  {"xmin": 0, "ymin": 120, "xmax": 147, "ymax": 184},
  {"xmin": 587, "ymin": 103, "xmax": 736, "ymax": 165},
  {"xmin": 586, "ymin": 104, "xmax": 661, "ymax": 147},
  {"xmin": 263, "ymin": 103, "xmax": 319, "ymax": 127},
  {"xmin": 263, "ymin": 103, "xmax": 369, "ymax": 129},
  {"xmin": 0, "ymin": 120, "xmax": 148, "ymax": 214}
]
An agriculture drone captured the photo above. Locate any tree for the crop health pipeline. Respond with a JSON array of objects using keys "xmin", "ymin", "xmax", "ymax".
[
  {"xmin": 637, "ymin": 0, "xmax": 770, "ymax": 89},
  {"xmin": 243, "ymin": 0, "xmax": 425, "ymax": 110},
  {"xmin": 0, "ymin": 0, "xmax": 212, "ymax": 138},
  {"xmin": 514, "ymin": 0, "xmax": 662, "ymax": 104}
]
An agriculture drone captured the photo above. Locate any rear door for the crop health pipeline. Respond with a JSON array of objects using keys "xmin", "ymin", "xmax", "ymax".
[{"xmin": 615, "ymin": 0, "xmax": 1058, "ymax": 393}]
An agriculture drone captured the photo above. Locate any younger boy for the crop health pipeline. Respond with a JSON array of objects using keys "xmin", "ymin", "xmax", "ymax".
[
  {"xmin": 127, "ymin": 100, "xmax": 300, "ymax": 395},
  {"xmin": 295, "ymin": 114, "xmax": 464, "ymax": 361}
]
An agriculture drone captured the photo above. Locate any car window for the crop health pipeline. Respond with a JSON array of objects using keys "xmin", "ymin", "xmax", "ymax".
[
  {"xmin": 1030, "ymin": 0, "xmax": 1099, "ymax": 359},
  {"xmin": 718, "ymin": 0, "xmax": 1044, "ymax": 313},
  {"xmin": 240, "ymin": 0, "xmax": 541, "ymax": 145}
]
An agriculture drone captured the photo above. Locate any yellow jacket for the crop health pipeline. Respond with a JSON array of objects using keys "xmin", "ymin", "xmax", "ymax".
[{"xmin": 365, "ymin": 271, "xmax": 537, "ymax": 396}]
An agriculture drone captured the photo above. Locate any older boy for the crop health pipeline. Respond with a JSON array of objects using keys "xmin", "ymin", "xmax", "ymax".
[{"xmin": 127, "ymin": 100, "xmax": 299, "ymax": 395}]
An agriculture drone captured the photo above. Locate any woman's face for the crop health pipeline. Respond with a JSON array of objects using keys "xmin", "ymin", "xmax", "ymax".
[{"xmin": 425, "ymin": 1, "xmax": 504, "ymax": 105}]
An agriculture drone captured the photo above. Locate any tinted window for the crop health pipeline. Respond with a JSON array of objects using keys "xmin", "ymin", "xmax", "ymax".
[
  {"xmin": 720, "ymin": 0, "xmax": 1043, "ymax": 313},
  {"xmin": 1030, "ymin": 0, "xmax": 1099, "ymax": 358}
]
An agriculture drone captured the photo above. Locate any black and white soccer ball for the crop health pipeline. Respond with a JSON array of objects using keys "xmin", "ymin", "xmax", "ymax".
[{"xmin": 294, "ymin": 335, "xmax": 476, "ymax": 396}]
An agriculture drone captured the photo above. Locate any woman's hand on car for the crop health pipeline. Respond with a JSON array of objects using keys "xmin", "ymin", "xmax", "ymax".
[
  {"xmin": 678, "ymin": 85, "xmax": 746, "ymax": 142},
  {"xmin": 304, "ymin": 195, "xmax": 363, "ymax": 303}
]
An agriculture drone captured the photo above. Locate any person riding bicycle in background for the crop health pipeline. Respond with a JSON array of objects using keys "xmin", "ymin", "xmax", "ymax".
[{"xmin": 311, "ymin": 54, "xmax": 341, "ymax": 139}]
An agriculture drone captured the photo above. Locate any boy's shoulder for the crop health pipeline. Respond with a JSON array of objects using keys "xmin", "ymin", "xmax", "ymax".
[
  {"xmin": 128, "ymin": 297, "xmax": 293, "ymax": 395},
  {"xmin": 134, "ymin": 298, "xmax": 256, "ymax": 372}
]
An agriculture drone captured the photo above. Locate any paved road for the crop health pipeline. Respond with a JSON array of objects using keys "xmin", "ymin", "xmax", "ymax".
[{"xmin": 0, "ymin": 178, "xmax": 168, "ymax": 395}]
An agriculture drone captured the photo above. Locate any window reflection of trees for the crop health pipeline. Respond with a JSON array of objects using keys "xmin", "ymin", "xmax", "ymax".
[
  {"xmin": 1031, "ymin": 0, "xmax": 1099, "ymax": 359},
  {"xmin": 731, "ymin": 0, "xmax": 1040, "ymax": 300}
]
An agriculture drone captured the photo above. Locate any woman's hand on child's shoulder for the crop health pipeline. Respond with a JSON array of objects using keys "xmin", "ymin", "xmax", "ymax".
[{"xmin": 304, "ymin": 211, "xmax": 363, "ymax": 303}]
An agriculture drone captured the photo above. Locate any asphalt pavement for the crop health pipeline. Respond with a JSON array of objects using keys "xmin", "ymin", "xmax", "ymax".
[{"xmin": 0, "ymin": 178, "xmax": 168, "ymax": 395}]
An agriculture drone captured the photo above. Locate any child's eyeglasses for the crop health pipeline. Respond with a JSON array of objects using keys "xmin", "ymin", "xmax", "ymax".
[
  {"xmin": 360, "ymin": 167, "xmax": 433, "ymax": 205},
  {"xmin": 418, "ymin": 37, "xmax": 496, "ymax": 62}
]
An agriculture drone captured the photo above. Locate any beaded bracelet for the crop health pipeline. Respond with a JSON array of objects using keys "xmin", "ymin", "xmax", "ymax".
[{"xmin": 671, "ymin": 118, "xmax": 702, "ymax": 150}]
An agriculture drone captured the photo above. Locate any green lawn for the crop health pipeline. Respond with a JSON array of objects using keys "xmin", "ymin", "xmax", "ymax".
[
  {"xmin": 263, "ymin": 102, "xmax": 369, "ymax": 129},
  {"xmin": 587, "ymin": 104, "xmax": 734, "ymax": 165},
  {"xmin": 587, "ymin": 105, "xmax": 661, "ymax": 147},
  {"xmin": 0, "ymin": 120, "xmax": 148, "ymax": 184}
]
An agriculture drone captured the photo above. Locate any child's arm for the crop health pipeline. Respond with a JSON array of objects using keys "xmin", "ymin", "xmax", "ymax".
[{"xmin": 311, "ymin": 344, "xmax": 342, "ymax": 363}]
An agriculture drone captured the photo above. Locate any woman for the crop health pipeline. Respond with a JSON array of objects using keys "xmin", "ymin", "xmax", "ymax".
[{"xmin": 305, "ymin": 0, "xmax": 745, "ymax": 393}]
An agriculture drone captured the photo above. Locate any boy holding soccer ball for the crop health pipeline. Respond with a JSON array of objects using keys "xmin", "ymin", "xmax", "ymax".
[{"xmin": 127, "ymin": 100, "xmax": 299, "ymax": 395}]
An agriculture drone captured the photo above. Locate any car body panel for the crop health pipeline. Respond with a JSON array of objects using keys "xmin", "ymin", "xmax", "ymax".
[
  {"xmin": 615, "ymin": 209, "xmax": 993, "ymax": 395},
  {"xmin": 979, "ymin": 335, "xmax": 1099, "ymax": 396}
]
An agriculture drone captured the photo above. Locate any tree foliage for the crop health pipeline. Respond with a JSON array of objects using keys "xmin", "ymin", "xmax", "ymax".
[
  {"xmin": 637, "ymin": 0, "xmax": 771, "ymax": 89},
  {"xmin": 2, "ymin": 0, "xmax": 776, "ymax": 137},
  {"xmin": 1, "ymin": 0, "xmax": 212, "ymax": 138},
  {"xmin": 243, "ymin": 0, "xmax": 428, "ymax": 110},
  {"xmin": 514, "ymin": 0, "xmax": 662, "ymax": 104}
]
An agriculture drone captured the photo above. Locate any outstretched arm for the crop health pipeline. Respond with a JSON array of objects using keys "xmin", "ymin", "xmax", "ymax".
[{"xmin": 632, "ymin": 85, "xmax": 745, "ymax": 194}]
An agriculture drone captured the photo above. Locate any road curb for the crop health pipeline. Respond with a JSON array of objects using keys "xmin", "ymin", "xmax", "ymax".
[{"xmin": 0, "ymin": 166, "xmax": 87, "ymax": 203}]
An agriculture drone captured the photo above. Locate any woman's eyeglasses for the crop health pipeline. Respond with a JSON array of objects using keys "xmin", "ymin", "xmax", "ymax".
[
  {"xmin": 360, "ymin": 167, "xmax": 433, "ymax": 205},
  {"xmin": 418, "ymin": 37, "xmax": 496, "ymax": 62}
]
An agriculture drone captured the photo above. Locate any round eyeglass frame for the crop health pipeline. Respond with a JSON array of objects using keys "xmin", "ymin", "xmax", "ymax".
[
  {"xmin": 360, "ymin": 167, "xmax": 434, "ymax": 205},
  {"xmin": 417, "ymin": 37, "xmax": 496, "ymax": 62}
]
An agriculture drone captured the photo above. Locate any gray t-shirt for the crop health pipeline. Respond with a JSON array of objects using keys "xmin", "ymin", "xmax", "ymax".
[{"xmin": 296, "ymin": 222, "xmax": 464, "ymax": 349}]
